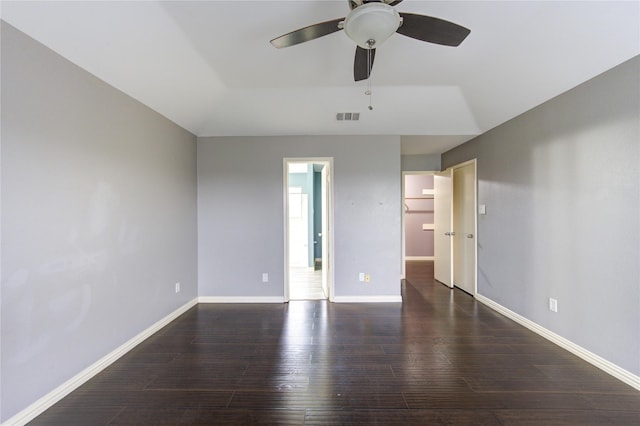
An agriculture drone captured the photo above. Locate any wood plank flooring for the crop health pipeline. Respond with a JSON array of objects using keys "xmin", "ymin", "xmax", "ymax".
[
  {"xmin": 289, "ymin": 267, "xmax": 325, "ymax": 300},
  {"xmin": 29, "ymin": 261, "xmax": 639, "ymax": 425}
]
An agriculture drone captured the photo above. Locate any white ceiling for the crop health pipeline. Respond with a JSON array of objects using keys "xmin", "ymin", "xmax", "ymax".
[{"xmin": 2, "ymin": 1, "xmax": 639, "ymax": 154}]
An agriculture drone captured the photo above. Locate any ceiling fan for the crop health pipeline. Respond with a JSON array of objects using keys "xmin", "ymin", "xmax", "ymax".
[{"xmin": 270, "ymin": 0, "xmax": 471, "ymax": 82}]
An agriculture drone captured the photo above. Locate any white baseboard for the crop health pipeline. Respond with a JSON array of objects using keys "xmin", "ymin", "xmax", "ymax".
[
  {"xmin": 2, "ymin": 298, "xmax": 199, "ymax": 426},
  {"xmin": 198, "ymin": 296, "xmax": 285, "ymax": 304},
  {"xmin": 475, "ymin": 294, "xmax": 640, "ymax": 391},
  {"xmin": 332, "ymin": 295, "xmax": 402, "ymax": 303},
  {"xmin": 405, "ymin": 256, "xmax": 434, "ymax": 261},
  {"xmin": 199, "ymin": 296, "xmax": 404, "ymax": 304}
]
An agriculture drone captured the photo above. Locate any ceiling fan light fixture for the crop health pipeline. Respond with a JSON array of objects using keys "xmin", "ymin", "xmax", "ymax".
[{"xmin": 344, "ymin": 3, "xmax": 401, "ymax": 49}]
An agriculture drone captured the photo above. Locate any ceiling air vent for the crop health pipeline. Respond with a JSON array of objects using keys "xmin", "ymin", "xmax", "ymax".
[{"xmin": 336, "ymin": 112, "xmax": 360, "ymax": 121}]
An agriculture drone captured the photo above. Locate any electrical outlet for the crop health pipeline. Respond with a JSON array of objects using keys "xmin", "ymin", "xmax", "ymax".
[
  {"xmin": 262, "ymin": 273, "xmax": 269, "ymax": 283},
  {"xmin": 364, "ymin": 274, "xmax": 371, "ymax": 283},
  {"xmin": 549, "ymin": 297, "xmax": 558, "ymax": 312},
  {"xmin": 175, "ymin": 282, "xmax": 180, "ymax": 293},
  {"xmin": 358, "ymin": 272, "xmax": 365, "ymax": 282}
]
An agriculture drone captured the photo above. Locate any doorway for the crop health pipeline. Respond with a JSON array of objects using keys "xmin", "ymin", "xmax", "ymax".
[
  {"xmin": 401, "ymin": 172, "xmax": 436, "ymax": 279},
  {"xmin": 284, "ymin": 159, "xmax": 333, "ymax": 301}
]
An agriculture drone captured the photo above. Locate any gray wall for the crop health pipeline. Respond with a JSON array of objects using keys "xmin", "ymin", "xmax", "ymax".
[
  {"xmin": 198, "ymin": 136, "xmax": 402, "ymax": 299},
  {"xmin": 401, "ymin": 154, "xmax": 441, "ymax": 172},
  {"xmin": 442, "ymin": 56, "xmax": 640, "ymax": 375},
  {"xmin": 1, "ymin": 22, "xmax": 198, "ymax": 421}
]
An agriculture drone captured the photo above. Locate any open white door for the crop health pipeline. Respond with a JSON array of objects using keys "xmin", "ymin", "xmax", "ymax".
[
  {"xmin": 434, "ymin": 169, "xmax": 453, "ymax": 287},
  {"xmin": 452, "ymin": 162, "xmax": 476, "ymax": 295}
]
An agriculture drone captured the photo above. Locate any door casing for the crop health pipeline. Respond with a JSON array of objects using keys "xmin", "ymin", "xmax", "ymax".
[{"xmin": 401, "ymin": 171, "xmax": 436, "ymax": 279}]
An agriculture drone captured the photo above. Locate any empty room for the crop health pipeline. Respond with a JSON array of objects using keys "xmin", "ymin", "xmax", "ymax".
[{"xmin": 1, "ymin": 1, "xmax": 639, "ymax": 425}]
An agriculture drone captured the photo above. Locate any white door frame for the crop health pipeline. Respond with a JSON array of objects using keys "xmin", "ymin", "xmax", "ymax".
[
  {"xmin": 401, "ymin": 171, "xmax": 436, "ymax": 279},
  {"xmin": 283, "ymin": 158, "xmax": 334, "ymax": 302},
  {"xmin": 451, "ymin": 158, "xmax": 478, "ymax": 296}
]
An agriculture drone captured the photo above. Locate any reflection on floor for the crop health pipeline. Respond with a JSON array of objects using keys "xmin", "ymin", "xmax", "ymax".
[
  {"xmin": 29, "ymin": 261, "xmax": 640, "ymax": 425},
  {"xmin": 289, "ymin": 267, "xmax": 325, "ymax": 300}
]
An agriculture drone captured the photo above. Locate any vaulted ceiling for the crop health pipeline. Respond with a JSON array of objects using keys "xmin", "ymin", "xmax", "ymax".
[{"xmin": 2, "ymin": 1, "xmax": 639, "ymax": 154}]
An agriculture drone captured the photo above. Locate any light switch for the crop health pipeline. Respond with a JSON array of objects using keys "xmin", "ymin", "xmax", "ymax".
[{"xmin": 479, "ymin": 204, "xmax": 486, "ymax": 215}]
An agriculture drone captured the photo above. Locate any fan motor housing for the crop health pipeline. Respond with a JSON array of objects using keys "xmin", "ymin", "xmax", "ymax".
[
  {"xmin": 343, "ymin": 3, "xmax": 402, "ymax": 49},
  {"xmin": 349, "ymin": 0, "xmax": 399, "ymax": 9}
]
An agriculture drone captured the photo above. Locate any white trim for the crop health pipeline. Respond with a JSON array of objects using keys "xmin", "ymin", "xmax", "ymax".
[
  {"xmin": 332, "ymin": 295, "xmax": 402, "ymax": 303},
  {"xmin": 2, "ymin": 298, "xmax": 199, "ymax": 426},
  {"xmin": 198, "ymin": 296, "xmax": 285, "ymax": 304},
  {"xmin": 406, "ymin": 256, "xmax": 434, "ymax": 261},
  {"xmin": 451, "ymin": 158, "xmax": 477, "ymax": 170},
  {"xmin": 476, "ymin": 294, "xmax": 640, "ymax": 391},
  {"xmin": 283, "ymin": 158, "xmax": 290, "ymax": 301}
]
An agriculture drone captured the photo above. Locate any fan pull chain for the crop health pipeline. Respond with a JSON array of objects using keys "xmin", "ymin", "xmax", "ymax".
[{"xmin": 365, "ymin": 41, "xmax": 373, "ymax": 110}]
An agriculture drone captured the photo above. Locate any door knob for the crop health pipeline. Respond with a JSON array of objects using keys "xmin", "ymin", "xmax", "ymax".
[
  {"xmin": 444, "ymin": 232, "xmax": 450, "ymax": 236},
  {"xmin": 466, "ymin": 234, "xmax": 473, "ymax": 238}
]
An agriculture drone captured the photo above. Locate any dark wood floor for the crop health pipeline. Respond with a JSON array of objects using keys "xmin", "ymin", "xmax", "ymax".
[{"xmin": 30, "ymin": 261, "xmax": 639, "ymax": 425}]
